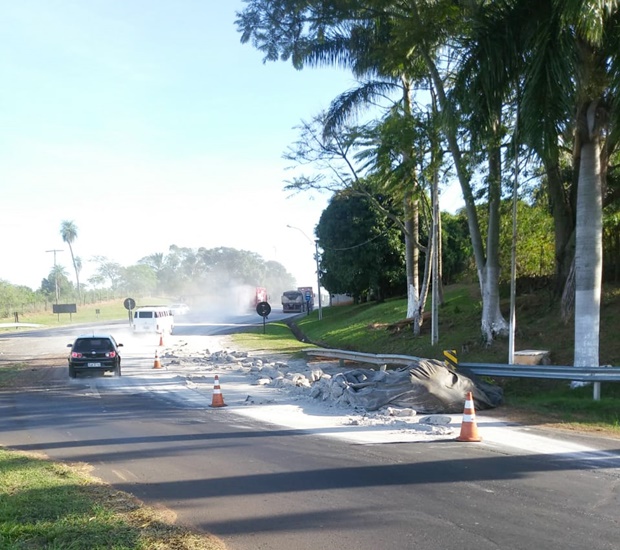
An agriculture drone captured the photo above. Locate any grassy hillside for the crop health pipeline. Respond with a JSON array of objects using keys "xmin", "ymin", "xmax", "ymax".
[{"xmin": 291, "ymin": 283, "xmax": 620, "ymax": 367}]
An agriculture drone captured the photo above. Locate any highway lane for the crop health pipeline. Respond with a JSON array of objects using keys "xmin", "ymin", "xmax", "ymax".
[
  {"xmin": 1, "ymin": 316, "xmax": 619, "ymax": 550},
  {"xmin": 0, "ymin": 305, "xmax": 291, "ymax": 360}
]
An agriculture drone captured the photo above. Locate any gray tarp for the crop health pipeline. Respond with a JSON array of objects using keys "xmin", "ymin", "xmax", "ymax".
[{"xmin": 333, "ymin": 358, "xmax": 503, "ymax": 413}]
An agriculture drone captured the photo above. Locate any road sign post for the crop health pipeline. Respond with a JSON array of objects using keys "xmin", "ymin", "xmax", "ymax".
[
  {"xmin": 256, "ymin": 301, "xmax": 271, "ymax": 334},
  {"xmin": 304, "ymin": 291, "xmax": 312, "ymax": 315},
  {"xmin": 124, "ymin": 297, "xmax": 136, "ymax": 325}
]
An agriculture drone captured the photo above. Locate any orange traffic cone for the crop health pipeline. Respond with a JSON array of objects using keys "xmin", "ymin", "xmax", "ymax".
[
  {"xmin": 456, "ymin": 391, "xmax": 482, "ymax": 442},
  {"xmin": 210, "ymin": 375, "xmax": 227, "ymax": 408},
  {"xmin": 153, "ymin": 350, "xmax": 162, "ymax": 369},
  {"xmin": 158, "ymin": 333, "xmax": 164, "ymax": 346}
]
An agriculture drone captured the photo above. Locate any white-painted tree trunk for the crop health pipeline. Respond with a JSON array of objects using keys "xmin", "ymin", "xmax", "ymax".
[
  {"xmin": 480, "ymin": 266, "xmax": 509, "ymax": 344},
  {"xmin": 404, "ymin": 191, "xmax": 417, "ymax": 320},
  {"xmin": 574, "ymin": 125, "xmax": 602, "ymax": 370},
  {"xmin": 407, "ymin": 283, "xmax": 419, "ymax": 320}
]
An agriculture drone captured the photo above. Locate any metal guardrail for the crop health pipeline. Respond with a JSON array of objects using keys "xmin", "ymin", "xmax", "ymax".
[
  {"xmin": 455, "ymin": 362, "xmax": 620, "ymax": 382},
  {"xmin": 303, "ymin": 348, "xmax": 620, "ymax": 382},
  {"xmin": 303, "ymin": 348, "xmax": 423, "ymax": 369}
]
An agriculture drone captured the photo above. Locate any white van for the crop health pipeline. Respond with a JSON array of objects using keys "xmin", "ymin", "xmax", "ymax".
[{"xmin": 132, "ymin": 306, "xmax": 175, "ymax": 335}]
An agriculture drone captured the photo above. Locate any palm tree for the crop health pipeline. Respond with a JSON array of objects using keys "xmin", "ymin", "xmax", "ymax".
[
  {"xmin": 454, "ymin": 1, "xmax": 620, "ymax": 373},
  {"xmin": 60, "ymin": 220, "xmax": 80, "ymax": 301},
  {"xmin": 237, "ymin": 0, "xmax": 510, "ymax": 343}
]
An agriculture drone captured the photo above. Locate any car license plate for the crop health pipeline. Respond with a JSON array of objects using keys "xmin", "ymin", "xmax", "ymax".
[{"xmin": 87, "ymin": 362, "xmax": 101, "ymax": 367}]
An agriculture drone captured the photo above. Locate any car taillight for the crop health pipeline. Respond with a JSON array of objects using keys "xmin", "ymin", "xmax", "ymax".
[
  {"xmin": 71, "ymin": 352, "xmax": 82, "ymax": 358},
  {"xmin": 107, "ymin": 351, "xmax": 116, "ymax": 358}
]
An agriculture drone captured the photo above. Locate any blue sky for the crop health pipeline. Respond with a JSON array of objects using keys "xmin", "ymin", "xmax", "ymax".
[{"xmin": 1, "ymin": 1, "xmax": 462, "ymax": 293}]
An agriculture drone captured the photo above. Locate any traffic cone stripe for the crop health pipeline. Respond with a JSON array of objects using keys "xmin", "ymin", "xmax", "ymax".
[{"xmin": 462, "ymin": 413, "xmax": 476, "ymax": 422}]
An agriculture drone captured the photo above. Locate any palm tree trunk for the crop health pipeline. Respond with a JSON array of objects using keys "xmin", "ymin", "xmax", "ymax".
[
  {"xmin": 543, "ymin": 154, "xmax": 575, "ymax": 296},
  {"xmin": 68, "ymin": 244, "xmax": 81, "ymax": 302},
  {"xmin": 424, "ymin": 50, "xmax": 506, "ymax": 343},
  {"xmin": 404, "ymin": 188, "xmax": 418, "ymax": 320},
  {"xmin": 574, "ymin": 102, "xmax": 604, "ymax": 369}
]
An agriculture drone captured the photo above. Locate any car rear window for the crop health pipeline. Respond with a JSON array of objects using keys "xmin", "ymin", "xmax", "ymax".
[
  {"xmin": 74, "ymin": 339, "xmax": 113, "ymax": 352},
  {"xmin": 136, "ymin": 311, "xmax": 153, "ymax": 318}
]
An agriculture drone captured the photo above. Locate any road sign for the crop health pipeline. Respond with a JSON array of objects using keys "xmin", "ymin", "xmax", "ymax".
[
  {"xmin": 53, "ymin": 303, "xmax": 77, "ymax": 314},
  {"xmin": 304, "ymin": 291, "xmax": 311, "ymax": 301},
  {"xmin": 256, "ymin": 301, "xmax": 271, "ymax": 317},
  {"xmin": 123, "ymin": 298, "xmax": 136, "ymax": 310},
  {"xmin": 256, "ymin": 301, "xmax": 271, "ymax": 334}
]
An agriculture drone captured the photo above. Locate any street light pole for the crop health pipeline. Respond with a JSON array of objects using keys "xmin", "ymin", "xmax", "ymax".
[
  {"xmin": 314, "ymin": 239, "xmax": 323, "ymax": 320},
  {"xmin": 286, "ymin": 225, "xmax": 323, "ymax": 321}
]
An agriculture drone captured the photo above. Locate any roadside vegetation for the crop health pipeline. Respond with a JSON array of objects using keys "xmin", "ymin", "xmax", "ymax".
[
  {"xmin": 0, "ymin": 448, "xmax": 225, "ymax": 550},
  {"xmin": 232, "ymin": 283, "xmax": 620, "ymax": 435}
]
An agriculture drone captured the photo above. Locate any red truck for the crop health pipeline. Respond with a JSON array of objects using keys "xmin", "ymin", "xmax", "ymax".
[{"xmin": 251, "ymin": 287, "xmax": 268, "ymax": 308}]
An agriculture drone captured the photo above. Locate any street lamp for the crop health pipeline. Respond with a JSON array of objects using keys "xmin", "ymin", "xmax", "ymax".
[{"xmin": 286, "ymin": 225, "xmax": 323, "ymax": 321}]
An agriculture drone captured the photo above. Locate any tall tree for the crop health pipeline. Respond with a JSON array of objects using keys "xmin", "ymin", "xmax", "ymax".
[
  {"xmin": 454, "ymin": 0, "xmax": 620, "ymax": 370},
  {"xmin": 285, "ymin": 108, "xmax": 433, "ymax": 330},
  {"xmin": 237, "ymin": 0, "xmax": 509, "ymax": 343},
  {"xmin": 121, "ymin": 265, "xmax": 157, "ymax": 295},
  {"xmin": 91, "ymin": 256, "xmax": 123, "ymax": 291},
  {"xmin": 316, "ymin": 188, "xmax": 405, "ymax": 302},
  {"xmin": 60, "ymin": 220, "xmax": 81, "ymax": 301}
]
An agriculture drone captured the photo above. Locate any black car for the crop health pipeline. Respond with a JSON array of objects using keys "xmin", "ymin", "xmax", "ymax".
[{"xmin": 67, "ymin": 334, "xmax": 123, "ymax": 378}]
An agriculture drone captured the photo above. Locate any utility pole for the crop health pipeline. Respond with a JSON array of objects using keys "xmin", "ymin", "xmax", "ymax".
[
  {"xmin": 509, "ymin": 104, "xmax": 519, "ymax": 366},
  {"xmin": 46, "ymin": 249, "xmax": 63, "ymax": 304},
  {"xmin": 431, "ymin": 171, "xmax": 439, "ymax": 345},
  {"xmin": 314, "ymin": 239, "xmax": 323, "ymax": 321}
]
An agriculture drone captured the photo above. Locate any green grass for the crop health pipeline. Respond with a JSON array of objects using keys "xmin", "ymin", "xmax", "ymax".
[
  {"xmin": 0, "ymin": 448, "xmax": 225, "ymax": 550},
  {"xmin": 230, "ymin": 322, "xmax": 316, "ymax": 354},
  {"xmin": 0, "ymin": 364, "xmax": 23, "ymax": 387},
  {"xmin": 500, "ymin": 378, "xmax": 620, "ymax": 429}
]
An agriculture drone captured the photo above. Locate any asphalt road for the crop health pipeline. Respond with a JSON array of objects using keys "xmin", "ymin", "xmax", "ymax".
[{"xmin": 1, "ymin": 315, "xmax": 619, "ymax": 550}]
